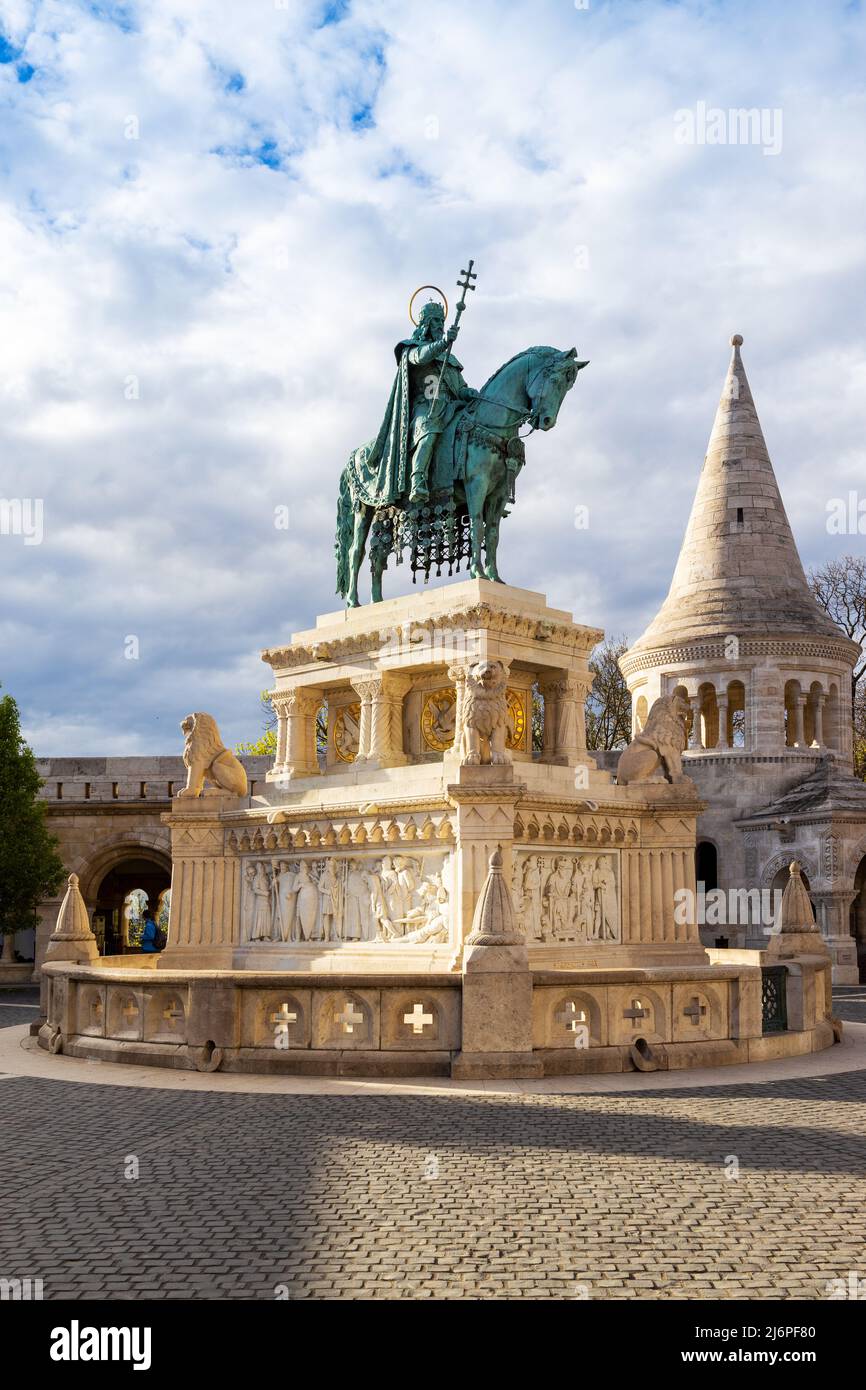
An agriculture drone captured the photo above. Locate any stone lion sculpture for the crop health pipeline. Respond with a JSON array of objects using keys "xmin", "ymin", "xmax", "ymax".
[
  {"xmin": 460, "ymin": 659, "xmax": 512, "ymax": 766},
  {"xmin": 177, "ymin": 712, "xmax": 248, "ymax": 798},
  {"xmin": 616, "ymin": 693, "xmax": 690, "ymax": 786}
]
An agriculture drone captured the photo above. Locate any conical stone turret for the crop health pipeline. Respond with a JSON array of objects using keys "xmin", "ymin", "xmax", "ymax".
[
  {"xmin": 631, "ymin": 335, "xmax": 840, "ymax": 651},
  {"xmin": 44, "ymin": 874, "xmax": 98, "ymax": 964}
]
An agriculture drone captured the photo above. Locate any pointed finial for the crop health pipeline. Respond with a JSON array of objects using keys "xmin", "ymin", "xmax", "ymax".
[{"xmin": 730, "ymin": 333, "xmax": 743, "ymax": 347}]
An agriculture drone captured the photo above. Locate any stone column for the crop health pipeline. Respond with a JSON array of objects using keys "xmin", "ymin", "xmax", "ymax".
[
  {"xmin": 538, "ymin": 672, "xmax": 588, "ymax": 765},
  {"xmin": 791, "ymin": 695, "xmax": 807, "ymax": 748},
  {"xmin": 688, "ymin": 696, "xmax": 703, "ymax": 749},
  {"xmin": 275, "ymin": 701, "xmax": 289, "ymax": 769},
  {"xmin": 812, "ymin": 692, "xmax": 826, "ymax": 749},
  {"xmin": 353, "ymin": 674, "xmax": 410, "ymax": 769},
  {"xmin": 537, "ymin": 676, "xmax": 558, "ymax": 760},
  {"xmin": 448, "ymin": 663, "xmax": 469, "ymax": 758},
  {"xmin": 810, "ymin": 889, "xmax": 859, "ymax": 984},
  {"xmin": 353, "ymin": 682, "xmax": 373, "ymax": 763},
  {"xmin": 716, "ymin": 697, "xmax": 730, "ymax": 749},
  {"xmin": 160, "ymin": 798, "xmax": 243, "ymax": 967},
  {"xmin": 269, "ymin": 688, "xmax": 322, "ymax": 781}
]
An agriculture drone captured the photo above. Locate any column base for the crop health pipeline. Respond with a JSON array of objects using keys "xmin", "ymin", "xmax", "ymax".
[{"xmin": 451, "ymin": 1050, "xmax": 543, "ymax": 1080}]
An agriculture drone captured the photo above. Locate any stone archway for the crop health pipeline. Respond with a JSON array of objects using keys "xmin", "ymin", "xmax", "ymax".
[{"xmin": 75, "ymin": 839, "xmax": 171, "ymax": 957}]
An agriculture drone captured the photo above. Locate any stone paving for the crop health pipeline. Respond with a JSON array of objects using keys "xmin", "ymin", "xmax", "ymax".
[
  {"xmin": 0, "ymin": 988, "xmax": 41, "ymax": 1030},
  {"xmin": 1, "ymin": 990, "xmax": 865, "ymax": 1300}
]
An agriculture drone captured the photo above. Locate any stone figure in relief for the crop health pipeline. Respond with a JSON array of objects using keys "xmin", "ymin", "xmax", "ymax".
[
  {"xmin": 399, "ymin": 875, "xmax": 450, "ymax": 944},
  {"xmin": 545, "ymin": 857, "xmax": 574, "ymax": 939},
  {"xmin": 242, "ymin": 865, "xmax": 256, "ymax": 940},
  {"xmin": 511, "ymin": 863, "xmax": 526, "ymax": 935},
  {"xmin": 275, "ymin": 861, "xmax": 298, "ymax": 943},
  {"xmin": 344, "ymin": 861, "xmax": 370, "ymax": 941},
  {"xmin": 395, "ymin": 857, "xmax": 418, "ymax": 913},
  {"xmin": 380, "ymin": 856, "xmax": 405, "ymax": 926},
  {"xmin": 521, "ymin": 858, "xmax": 544, "ymax": 941},
  {"xmin": 295, "ymin": 861, "xmax": 320, "ymax": 941},
  {"xmin": 319, "ymin": 859, "xmax": 342, "ymax": 943},
  {"xmin": 615, "ymin": 693, "xmax": 690, "ymax": 786},
  {"xmin": 572, "ymin": 857, "xmax": 595, "ymax": 938},
  {"xmin": 249, "ymin": 863, "xmax": 274, "ymax": 941},
  {"xmin": 177, "ymin": 712, "xmax": 248, "ymax": 798},
  {"xmin": 459, "ymin": 659, "xmax": 512, "ymax": 766},
  {"xmin": 365, "ymin": 867, "xmax": 390, "ymax": 940},
  {"xmin": 591, "ymin": 856, "xmax": 618, "ymax": 941}
]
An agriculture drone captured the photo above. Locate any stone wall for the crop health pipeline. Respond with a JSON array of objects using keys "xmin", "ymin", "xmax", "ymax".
[{"xmin": 25, "ymin": 756, "xmax": 271, "ymax": 978}]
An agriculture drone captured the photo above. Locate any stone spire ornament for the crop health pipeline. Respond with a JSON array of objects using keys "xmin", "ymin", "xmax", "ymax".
[
  {"xmin": 466, "ymin": 847, "xmax": 523, "ymax": 945},
  {"xmin": 630, "ymin": 334, "xmax": 840, "ymax": 651},
  {"xmin": 44, "ymin": 874, "xmax": 99, "ymax": 964},
  {"xmin": 767, "ymin": 860, "xmax": 829, "ymax": 960},
  {"xmin": 778, "ymin": 860, "xmax": 819, "ymax": 934}
]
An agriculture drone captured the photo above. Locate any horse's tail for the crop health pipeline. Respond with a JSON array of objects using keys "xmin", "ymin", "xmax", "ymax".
[{"xmin": 335, "ymin": 467, "xmax": 354, "ymax": 599}]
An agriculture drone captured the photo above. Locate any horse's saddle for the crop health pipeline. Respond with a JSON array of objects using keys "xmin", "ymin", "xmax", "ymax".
[{"xmin": 429, "ymin": 403, "xmax": 525, "ymax": 499}]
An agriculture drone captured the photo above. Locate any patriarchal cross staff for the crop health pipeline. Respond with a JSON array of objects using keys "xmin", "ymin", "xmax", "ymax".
[{"xmin": 430, "ymin": 258, "xmax": 477, "ymax": 416}]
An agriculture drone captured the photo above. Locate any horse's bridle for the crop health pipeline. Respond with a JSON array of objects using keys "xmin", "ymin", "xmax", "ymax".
[{"xmin": 470, "ymin": 352, "xmax": 565, "ymax": 437}]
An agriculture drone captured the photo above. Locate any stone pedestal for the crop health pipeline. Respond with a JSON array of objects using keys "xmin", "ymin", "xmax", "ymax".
[
  {"xmin": 159, "ymin": 795, "xmax": 245, "ymax": 969},
  {"xmin": 452, "ymin": 846, "xmax": 542, "ymax": 1079},
  {"xmin": 453, "ymin": 940, "xmax": 541, "ymax": 1078}
]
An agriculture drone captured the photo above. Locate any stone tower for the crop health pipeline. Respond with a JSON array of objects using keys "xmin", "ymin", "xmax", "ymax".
[{"xmin": 620, "ymin": 335, "xmax": 865, "ymax": 980}]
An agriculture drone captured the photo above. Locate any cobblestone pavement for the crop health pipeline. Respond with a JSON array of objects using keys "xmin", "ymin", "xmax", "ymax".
[
  {"xmin": 1, "ymin": 1056, "xmax": 865, "ymax": 1300},
  {"xmin": 832, "ymin": 986, "xmax": 866, "ymax": 1024},
  {"xmin": 0, "ymin": 987, "xmax": 40, "ymax": 1030}
]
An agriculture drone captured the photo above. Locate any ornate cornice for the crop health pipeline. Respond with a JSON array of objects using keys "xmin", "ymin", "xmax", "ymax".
[
  {"xmin": 263, "ymin": 604, "xmax": 603, "ymax": 671},
  {"xmin": 620, "ymin": 632, "xmax": 859, "ymax": 678}
]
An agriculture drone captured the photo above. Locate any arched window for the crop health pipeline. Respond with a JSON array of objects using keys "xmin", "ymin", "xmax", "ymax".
[
  {"xmin": 695, "ymin": 841, "xmax": 718, "ymax": 893},
  {"xmin": 156, "ymin": 889, "xmax": 172, "ymax": 932},
  {"xmin": 634, "ymin": 695, "xmax": 648, "ymax": 736},
  {"xmin": 122, "ymin": 889, "xmax": 150, "ymax": 949},
  {"xmin": 727, "ymin": 679, "xmax": 746, "ymax": 748},
  {"xmin": 698, "ymin": 683, "xmax": 718, "ymax": 750},
  {"xmin": 671, "ymin": 684, "xmax": 693, "ymax": 745},
  {"xmin": 784, "ymin": 679, "xmax": 803, "ymax": 747}
]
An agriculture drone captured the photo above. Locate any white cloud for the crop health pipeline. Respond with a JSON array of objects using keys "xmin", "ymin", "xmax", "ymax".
[{"xmin": 1, "ymin": 0, "xmax": 865, "ymax": 753}]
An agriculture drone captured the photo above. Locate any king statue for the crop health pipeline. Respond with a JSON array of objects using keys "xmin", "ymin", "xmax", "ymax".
[
  {"xmin": 335, "ymin": 260, "xmax": 588, "ymax": 607},
  {"xmin": 399, "ymin": 300, "xmax": 478, "ymax": 502}
]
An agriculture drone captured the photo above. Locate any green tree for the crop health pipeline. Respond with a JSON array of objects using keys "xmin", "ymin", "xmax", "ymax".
[{"xmin": 0, "ymin": 693, "xmax": 65, "ymax": 945}]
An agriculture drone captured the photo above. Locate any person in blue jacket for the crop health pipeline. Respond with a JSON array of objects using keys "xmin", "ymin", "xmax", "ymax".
[{"xmin": 139, "ymin": 913, "xmax": 160, "ymax": 952}]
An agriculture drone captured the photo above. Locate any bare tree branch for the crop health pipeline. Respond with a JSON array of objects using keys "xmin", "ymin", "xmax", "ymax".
[{"xmin": 585, "ymin": 637, "xmax": 632, "ymax": 750}]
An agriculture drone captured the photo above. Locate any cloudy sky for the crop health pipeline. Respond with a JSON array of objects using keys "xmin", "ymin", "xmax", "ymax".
[{"xmin": 1, "ymin": 0, "xmax": 865, "ymax": 754}]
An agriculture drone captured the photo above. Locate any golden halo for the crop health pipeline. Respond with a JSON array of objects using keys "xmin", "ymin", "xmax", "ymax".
[{"xmin": 409, "ymin": 284, "xmax": 448, "ymax": 326}]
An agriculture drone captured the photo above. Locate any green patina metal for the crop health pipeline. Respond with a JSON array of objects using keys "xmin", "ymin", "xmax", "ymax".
[
  {"xmin": 335, "ymin": 260, "xmax": 588, "ymax": 607},
  {"xmin": 761, "ymin": 965, "xmax": 788, "ymax": 1034}
]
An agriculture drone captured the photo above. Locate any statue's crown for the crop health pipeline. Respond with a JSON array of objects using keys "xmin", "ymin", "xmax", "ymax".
[{"xmin": 418, "ymin": 300, "xmax": 444, "ymax": 321}]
